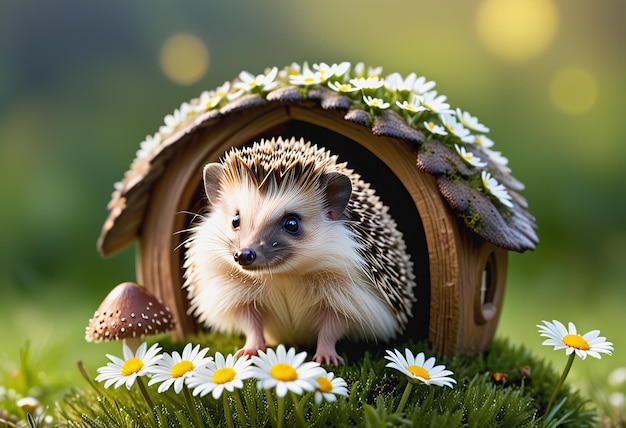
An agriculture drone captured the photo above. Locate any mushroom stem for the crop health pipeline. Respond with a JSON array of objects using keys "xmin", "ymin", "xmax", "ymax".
[{"xmin": 126, "ymin": 337, "xmax": 141, "ymax": 354}]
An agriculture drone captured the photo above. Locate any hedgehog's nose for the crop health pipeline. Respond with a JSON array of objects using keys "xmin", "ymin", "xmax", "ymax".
[{"xmin": 234, "ymin": 248, "xmax": 256, "ymax": 266}]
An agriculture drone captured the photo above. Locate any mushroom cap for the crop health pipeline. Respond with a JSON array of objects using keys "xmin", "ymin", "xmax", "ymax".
[{"xmin": 85, "ymin": 282, "xmax": 175, "ymax": 342}]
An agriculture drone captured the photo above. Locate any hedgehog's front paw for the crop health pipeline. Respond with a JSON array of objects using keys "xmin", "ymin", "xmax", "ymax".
[
  {"xmin": 313, "ymin": 350, "xmax": 344, "ymax": 366},
  {"xmin": 236, "ymin": 345, "xmax": 266, "ymax": 358}
]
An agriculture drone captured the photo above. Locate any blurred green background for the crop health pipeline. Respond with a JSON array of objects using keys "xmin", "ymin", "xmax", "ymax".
[{"xmin": 1, "ymin": 0, "xmax": 624, "ymax": 407}]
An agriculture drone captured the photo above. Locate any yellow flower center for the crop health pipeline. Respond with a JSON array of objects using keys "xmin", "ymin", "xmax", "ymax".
[
  {"xmin": 339, "ymin": 84, "xmax": 352, "ymax": 91},
  {"xmin": 270, "ymin": 363, "xmax": 298, "ymax": 381},
  {"xmin": 316, "ymin": 377, "xmax": 333, "ymax": 393},
  {"xmin": 304, "ymin": 76, "xmax": 316, "ymax": 83},
  {"xmin": 171, "ymin": 360, "xmax": 195, "ymax": 378},
  {"xmin": 562, "ymin": 334, "xmax": 590, "ymax": 350},
  {"xmin": 212, "ymin": 367, "xmax": 237, "ymax": 385},
  {"xmin": 407, "ymin": 365, "xmax": 431, "ymax": 380},
  {"xmin": 427, "ymin": 122, "xmax": 435, "ymax": 130},
  {"xmin": 121, "ymin": 357, "xmax": 144, "ymax": 377}
]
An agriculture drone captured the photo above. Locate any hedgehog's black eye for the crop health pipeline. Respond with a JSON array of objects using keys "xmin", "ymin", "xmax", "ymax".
[
  {"xmin": 232, "ymin": 212, "xmax": 240, "ymax": 229},
  {"xmin": 282, "ymin": 215, "xmax": 301, "ymax": 235}
]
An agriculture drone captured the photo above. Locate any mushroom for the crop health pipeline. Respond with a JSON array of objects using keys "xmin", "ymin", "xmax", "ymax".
[{"xmin": 85, "ymin": 281, "xmax": 175, "ymax": 351}]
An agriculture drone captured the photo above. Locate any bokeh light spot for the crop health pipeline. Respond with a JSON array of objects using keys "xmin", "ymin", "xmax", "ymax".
[
  {"xmin": 159, "ymin": 33, "xmax": 209, "ymax": 85},
  {"xmin": 549, "ymin": 67, "xmax": 598, "ymax": 115},
  {"xmin": 475, "ymin": 0, "xmax": 559, "ymax": 61}
]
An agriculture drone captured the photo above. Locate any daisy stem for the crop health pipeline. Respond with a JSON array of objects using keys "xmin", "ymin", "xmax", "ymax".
[
  {"xmin": 543, "ymin": 353, "xmax": 575, "ymax": 425},
  {"xmin": 183, "ymin": 385, "xmax": 204, "ymax": 428},
  {"xmin": 136, "ymin": 377, "xmax": 154, "ymax": 410},
  {"xmin": 265, "ymin": 390, "xmax": 277, "ymax": 426},
  {"xmin": 222, "ymin": 391, "xmax": 235, "ymax": 428},
  {"xmin": 289, "ymin": 391, "xmax": 307, "ymax": 426},
  {"xmin": 396, "ymin": 381, "xmax": 414, "ymax": 414},
  {"xmin": 232, "ymin": 390, "xmax": 248, "ymax": 428},
  {"xmin": 276, "ymin": 394, "xmax": 285, "ymax": 428}
]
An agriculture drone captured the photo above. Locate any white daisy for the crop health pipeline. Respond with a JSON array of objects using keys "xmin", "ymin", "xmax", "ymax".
[
  {"xmin": 455, "ymin": 144, "xmax": 487, "ymax": 168},
  {"xmin": 159, "ymin": 102, "xmax": 193, "ymax": 135},
  {"xmin": 349, "ymin": 76, "xmax": 385, "ymax": 91},
  {"xmin": 396, "ymin": 94, "xmax": 428, "ymax": 114},
  {"xmin": 420, "ymin": 91, "xmax": 451, "ymax": 114},
  {"xmin": 484, "ymin": 148, "xmax": 510, "ymax": 169},
  {"xmin": 230, "ymin": 67, "xmax": 279, "ymax": 98},
  {"xmin": 472, "ymin": 134, "xmax": 495, "ymax": 148},
  {"xmin": 423, "ymin": 120, "xmax": 448, "ymax": 136},
  {"xmin": 136, "ymin": 132, "xmax": 162, "ymax": 159},
  {"xmin": 195, "ymin": 81, "xmax": 231, "ymax": 112},
  {"xmin": 188, "ymin": 352, "xmax": 254, "ymax": 399},
  {"xmin": 384, "ymin": 72, "xmax": 417, "ymax": 92},
  {"xmin": 352, "ymin": 62, "xmax": 382, "ymax": 78},
  {"xmin": 328, "ymin": 81, "xmax": 360, "ymax": 93},
  {"xmin": 363, "ymin": 95, "xmax": 390, "ymax": 110},
  {"xmin": 313, "ymin": 61, "xmax": 350, "ymax": 81},
  {"xmin": 289, "ymin": 63, "xmax": 323, "ymax": 86},
  {"xmin": 538, "ymin": 320, "xmax": 614, "ymax": 360},
  {"xmin": 384, "ymin": 348, "xmax": 456, "ymax": 388},
  {"xmin": 440, "ymin": 113, "xmax": 474, "ymax": 143},
  {"xmin": 95, "ymin": 341, "xmax": 162, "ymax": 389},
  {"xmin": 413, "ymin": 75, "xmax": 437, "ymax": 94},
  {"xmin": 481, "ymin": 171, "xmax": 513, "ymax": 208},
  {"xmin": 456, "ymin": 108, "xmax": 490, "ymax": 133},
  {"xmin": 148, "ymin": 343, "xmax": 212, "ymax": 393},
  {"xmin": 313, "ymin": 371, "xmax": 349, "ymax": 404},
  {"xmin": 250, "ymin": 345, "xmax": 326, "ymax": 398}
]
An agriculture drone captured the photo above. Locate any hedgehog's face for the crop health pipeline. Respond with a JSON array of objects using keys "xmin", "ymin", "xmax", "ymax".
[{"xmin": 201, "ymin": 162, "xmax": 352, "ymax": 276}]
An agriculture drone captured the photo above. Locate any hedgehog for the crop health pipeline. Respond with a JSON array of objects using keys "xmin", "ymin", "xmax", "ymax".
[{"xmin": 183, "ymin": 136, "xmax": 416, "ymax": 364}]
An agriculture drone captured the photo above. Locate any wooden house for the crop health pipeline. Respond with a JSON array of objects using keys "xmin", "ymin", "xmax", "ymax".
[{"xmin": 97, "ymin": 62, "xmax": 538, "ymax": 356}]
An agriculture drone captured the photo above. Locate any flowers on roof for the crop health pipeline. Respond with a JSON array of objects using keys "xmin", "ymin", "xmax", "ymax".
[
  {"xmin": 195, "ymin": 81, "xmax": 231, "ymax": 113},
  {"xmin": 456, "ymin": 144, "xmax": 488, "ymax": 168},
  {"xmin": 440, "ymin": 113, "xmax": 474, "ymax": 143},
  {"xmin": 363, "ymin": 95, "xmax": 390, "ymax": 110},
  {"xmin": 481, "ymin": 171, "xmax": 514, "ymax": 208},
  {"xmin": 121, "ymin": 61, "xmax": 517, "ymax": 217},
  {"xmin": 230, "ymin": 67, "xmax": 279, "ymax": 99},
  {"xmin": 457, "ymin": 108, "xmax": 490, "ymax": 133},
  {"xmin": 538, "ymin": 320, "xmax": 614, "ymax": 360},
  {"xmin": 424, "ymin": 120, "xmax": 448, "ymax": 136}
]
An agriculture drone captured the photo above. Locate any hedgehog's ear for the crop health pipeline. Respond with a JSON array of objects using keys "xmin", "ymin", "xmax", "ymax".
[
  {"xmin": 322, "ymin": 172, "xmax": 352, "ymax": 221},
  {"xmin": 203, "ymin": 163, "xmax": 224, "ymax": 204}
]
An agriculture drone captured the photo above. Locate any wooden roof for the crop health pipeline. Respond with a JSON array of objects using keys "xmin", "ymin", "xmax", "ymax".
[{"xmin": 98, "ymin": 63, "xmax": 538, "ymax": 256}]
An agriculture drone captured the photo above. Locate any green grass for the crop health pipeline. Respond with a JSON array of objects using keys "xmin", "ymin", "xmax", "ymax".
[{"xmin": 2, "ymin": 332, "xmax": 598, "ymax": 427}]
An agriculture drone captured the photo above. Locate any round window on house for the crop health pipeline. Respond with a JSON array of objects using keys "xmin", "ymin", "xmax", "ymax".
[{"xmin": 476, "ymin": 251, "xmax": 498, "ymax": 324}]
